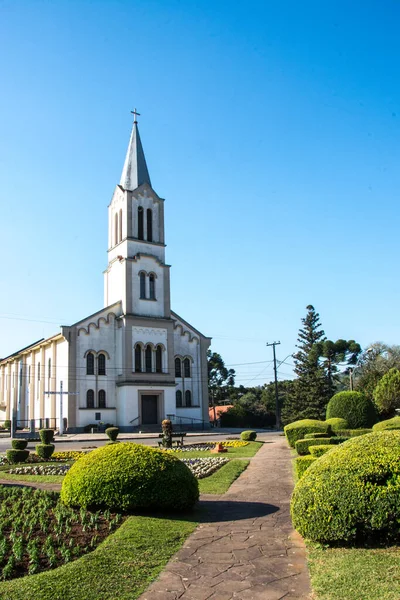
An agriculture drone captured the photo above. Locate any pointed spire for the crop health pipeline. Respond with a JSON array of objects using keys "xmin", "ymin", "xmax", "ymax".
[{"xmin": 120, "ymin": 111, "xmax": 151, "ymax": 191}]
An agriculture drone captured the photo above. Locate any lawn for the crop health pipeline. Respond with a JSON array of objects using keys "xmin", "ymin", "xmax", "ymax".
[
  {"xmin": 308, "ymin": 545, "xmax": 400, "ymax": 600},
  {"xmin": 174, "ymin": 441, "xmax": 262, "ymax": 459},
  {"xmin": 198, "ymin": 459, "xmax": 249, "ymax": 494}
]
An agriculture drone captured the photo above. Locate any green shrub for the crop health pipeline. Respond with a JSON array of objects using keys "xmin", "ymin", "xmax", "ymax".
[
  {"xmin": 291, "ymin": 431, "xmax": 400, "ymax": 542},
  {"xmin": 4, "ymin": 420, "xmax": 11, "ymax": 430},
  {"xmin": 309, "ymin": 444, "xmax": 332, "ymax": 458},
  {"xmin": 284, "ymin": 420, "xmax": 331, "ymax": 448},
  {"xmin": 105, "ymin": 427, "xmax": 119, "ymax": 442},
  {"xmin": 335, "ymin": 429, "xmax": 373, "ymax": 437},
  {"xmin": 295, "ymin": 438, "xmax": 334, "ymax": 456},
  {"xmin": 373, "ymin": 416, "xmax": 400, "ymax": 431},
  {"xmin": 326, "ymin": 391, "xmax": 378, "ymax": 429},
  {"xmin": 11, "ymin": 439, "xmax": 28, "ymax": 450},
  {"xmin": 295, "ymin": 455, "xmax": 317, "ymax": 479},
  {"xmin": 373, "ymin": 367, "xmax": 400, "ymax": 417},
  {"xmin": 36, "ymin": 444, "xmax": 55, "ymax": 459},
  {"xmin": 6, "ymin": 449, "xmax": 29, "ymax": 464},
  {"xmin": 240, "ymin": 430, "xmax": 257, "ymax": 441},
  {"xmin": 61, "ymin": 442, "xmax": 199, "ymax": 511},
  {"xmin": 39, "ymin": 429, "xmax": 54, "ymax": 444},
  {"xmin": 325, "ymin": 417, "xmax": 348, "ymax": 431},
  {"xmin": 304, "ymin": 433, "xmax": 330, "ymax": 439}
]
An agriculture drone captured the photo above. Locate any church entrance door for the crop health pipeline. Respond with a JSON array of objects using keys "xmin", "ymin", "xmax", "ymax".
[{"xmin": 141, "ymin": 395, "xmax": 158, "ymax": 425}]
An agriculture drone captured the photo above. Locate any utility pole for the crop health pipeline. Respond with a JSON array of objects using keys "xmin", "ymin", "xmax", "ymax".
[{"xmin": 266, "ymin": 341, "xmax": 281, "ymax": 429}]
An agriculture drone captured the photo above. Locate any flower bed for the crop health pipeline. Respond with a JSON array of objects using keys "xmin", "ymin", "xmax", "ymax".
[
  {"xmin": 168, "ymin": 440, "xmax": 249, "ymax": 453},
  {"xmin": 0, "ymin": 485, "xmax": 122, "ymax": 580},
  {"xmin": 181, "ymin": 457, "xmax": 229, "ymax": 478},
  {"xmin": 8, "ymin": 465, "xmax": 71, "ymax": 476}
]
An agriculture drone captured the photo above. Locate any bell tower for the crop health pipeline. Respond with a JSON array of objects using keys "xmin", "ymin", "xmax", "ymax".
[{"xmin": 104, "ymin": 112, "xmax": 171, "ymax": 318}]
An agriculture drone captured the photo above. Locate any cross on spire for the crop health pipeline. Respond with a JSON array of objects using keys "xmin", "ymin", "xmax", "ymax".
[{"xmin": 131, "ymin": 108, "xmax": 140, "ymax": 123}]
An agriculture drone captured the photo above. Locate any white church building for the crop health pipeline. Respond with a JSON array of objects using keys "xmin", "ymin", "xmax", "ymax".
[{"xmin": 0, "ymin": 116, "xmax": 211, "ymax": 432}]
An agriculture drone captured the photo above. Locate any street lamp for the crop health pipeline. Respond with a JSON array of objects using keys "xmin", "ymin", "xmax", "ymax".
[{"xmin": 349, "ymin": 347, "xmax": 373, "ymax": 391}]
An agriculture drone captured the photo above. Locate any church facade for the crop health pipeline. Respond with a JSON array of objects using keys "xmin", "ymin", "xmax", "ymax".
[{"xmin": 0, "ymin": 118, "xmax": 211, "ymax": 432}]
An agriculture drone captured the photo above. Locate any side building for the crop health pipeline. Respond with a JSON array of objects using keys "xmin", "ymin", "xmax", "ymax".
[{"xmin": 0, "ymin": 117, "xmax": 211, "ymax": 432}]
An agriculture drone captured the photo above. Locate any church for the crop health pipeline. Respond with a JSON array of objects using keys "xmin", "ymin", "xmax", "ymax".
[{"xmin": 0, "ymin": 115, "xmax": 211, "ymax": 432}]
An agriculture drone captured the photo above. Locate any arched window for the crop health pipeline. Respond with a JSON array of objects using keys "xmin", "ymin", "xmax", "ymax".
[
  {"xmin": 138, "ymin": 206, "xmax": 144, "ymax": 240},
  {"xmin": 149, "ymin": 274, "xmax": 155, "ymax": 299},
  {"xmin": 175, "ymin": 358, "xmax": 182, "ymax": 378},
  {"xmin": 98, "ymin": 389, "xmax": 106, "ymax": 408},
  {"xmin": 119, "ymin": 209, "xmax": 123, "ymax": 243},
  {"xmin": 185, "ymin": 390, "xmax": 192, "ymax": 407},
  {"xmin": 134, "ymin": 344, "xmax": 142, "ymax": 372},
  {"xmin": 114, "ymin": 213, "xmax": 118, "ymax": 246},
  {"xmin": 145, "ymin": 345, "xmax": 152, "ymax": 373},
  {"xmin": 156, "ymin": 345, "xmax": 162, "ymax": 373},
  {"xmin": 139, "ymin": 272, "xmax": 146, "ymax": 299},
  {"xmin": 147, "ymin": 208, "xmax": 153, "ymax": 242},
  {"xmin": 86, "ymin": 353, "xmax": 94, "ymax": 375},
  {"xmin": 87, "ymin": 389, "xmax": 94, "ymax": 408},
  {"xmin": 176, "ymin": 390, "xmax": 182, "ymax": 407},
  {"xmin": 183, "ymin": 358, "xmax": 191, "ymax": 378},
  {"xmin": 98, "ymin": 353, "xmax": 106, "ymax": 376}
]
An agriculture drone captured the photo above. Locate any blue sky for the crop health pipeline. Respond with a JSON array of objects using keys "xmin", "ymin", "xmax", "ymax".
[{"xmin": 1, "ymin": 0, "xmax": 399, "ymax": 386}]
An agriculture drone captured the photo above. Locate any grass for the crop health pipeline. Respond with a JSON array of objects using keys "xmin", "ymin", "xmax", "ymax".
[
  {"xmin": 308, "ymin": 545, "xmax": 400, "ymax": 600},
  {"xmin": 0, "ymin": 472, "xmax": 64, "ymax": 483},
  {"xmin": 198, "ymin": 459, "xmax": 249, "ymax": 494},
  {"xmin": 0, "ymin": 514, "xmax": 198, "ymax": 600},
  {"xmin": 174, "ymin": 441, "xmax": 262, "ymax": 459}
]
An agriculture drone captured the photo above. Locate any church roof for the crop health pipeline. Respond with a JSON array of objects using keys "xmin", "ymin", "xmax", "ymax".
[{"xmin": 119, "ymin": 120, "xmax": 151, "ymax": 191}]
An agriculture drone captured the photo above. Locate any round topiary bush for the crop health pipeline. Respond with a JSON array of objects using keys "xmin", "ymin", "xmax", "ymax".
[
  {"xmin": 6, "ymin": 449, "xmax": 29, "ymax": 464},
  {"xmin": 291, "ymin": 431, "xmax": 400, "ymax": 542},
  {"xmin": 36, "ymin": 444, "xmax": 55, "ymax": 459},
  {"xmin": 39, "ymin": 429, "xmax": 54, "ymax": 444},
  {"xmin": 240, "ymin": 430, "xmax": 257, "ymax": 441},
  {"xmin": 11, "ymin": 439, "xmax": 28, "ymax": 450},
  {"xmin": 325, "ymin": 417, "xmax": 348, "ymax": 432},
  {"xmin": 284, "ymin": 420, "xmax": 331, "ymax": 448},
  {"xmin": 61, "ymin": 442, "xmax": 199, "ymax": 511},
  {"xmin": 373, "ymin": 416, "xmax": 400, "ymax": 431},
  {"xmin": 326, "ymin": 391, "xmax": 378, "ymax": 429}
]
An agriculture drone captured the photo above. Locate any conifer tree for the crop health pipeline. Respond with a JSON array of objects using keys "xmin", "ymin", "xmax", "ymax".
[{"xmin": 281, "ymin": 305, "xmax": 329, "ymax": 424}]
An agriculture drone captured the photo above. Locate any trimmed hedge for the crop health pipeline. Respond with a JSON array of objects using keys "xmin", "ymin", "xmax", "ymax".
[
  {"xmin": 329, "ymin": 436, "xmax": 350, "ymax": 445},
  {"xmin": 325, "ymin": 417, "xmax": 348, "ymax": 432},
  {"xmin": 61, "ymin": 442, "xmax": 199, "ymax": 511},
  {"xmin": 291, "ymin": 431, "xmax": 400, "ymax": 542},
  {"xmin": 335, "ymin": 429, "xmax": 373, "ymax": 437},
  {"xmin": 11, "ymin": 439, "xmax": 28, "ymax": 450},
  {"xmin": 6, "ymin": 449, "xmax": 29, "ymax": 464},
  {"xmin": 373, "ymin": 416, "xmax": 400, "ymax": 431},
  {"xmin": 295, "ymin": 438, "xmax": 334, "ymax": 456},
  {"xmin": 105, "ymin": 427, "xmax": 119, "ymax": 442},
  {"xmin": 36, "ymin": 444, "xmax": 55, "ymax": 459},
  {"xmin": 309, "ymin": 444, "xmax": 332, "ymax": 458},
  {"xmin": 240, "ymin": 430, "xmax": 257, "ymax": 441},
  {"xmin": 304, "ymin": 433, "xmax": 330, "ymax": 440},
  {"xmin": 326, "ymin": 391, "xmax": 378, "ymax": 429},
  {"xmin": 39, "ymin": 429, "xmax": 54, "ymax": 444},
  {"xmin": 295, "ymin": 455, "xmax": 317, "ymax": 479},
  {"xmin": 284, "ymin": 420, "xmax": 331, "ymax": 448}
]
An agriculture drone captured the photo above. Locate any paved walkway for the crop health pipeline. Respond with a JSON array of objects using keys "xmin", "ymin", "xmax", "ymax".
[{"xmin": 139, "ymin": 436, "xmax": 311, "ymax": 600}]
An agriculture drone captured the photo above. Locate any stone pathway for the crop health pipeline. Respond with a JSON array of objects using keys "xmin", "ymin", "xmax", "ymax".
[{"xmin": 139, "ymin": 436, "xmax": 311, "ymax": 600}]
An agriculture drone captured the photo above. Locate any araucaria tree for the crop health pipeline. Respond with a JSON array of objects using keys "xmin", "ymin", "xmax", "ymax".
[{"xmin": 281, "ymin": 305, "xmax": 329, "ymax": 424}]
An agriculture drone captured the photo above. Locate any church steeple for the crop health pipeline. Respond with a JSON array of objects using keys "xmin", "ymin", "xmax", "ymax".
[{"xmin": 119, "ymin": 110, "xmax": 151, "ymax": 191}]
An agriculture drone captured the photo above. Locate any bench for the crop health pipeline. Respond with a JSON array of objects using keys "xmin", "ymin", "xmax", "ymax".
[{"xmin": 158, "ymin": 432, "xmax": 187, "ymax": 448}]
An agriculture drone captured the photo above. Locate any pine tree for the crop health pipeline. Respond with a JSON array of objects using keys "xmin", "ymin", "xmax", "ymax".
[{"xmin": 281, "ymin": 305, "xmax": 329, "ymax": 424}]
